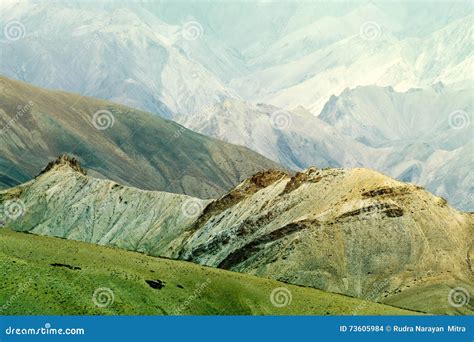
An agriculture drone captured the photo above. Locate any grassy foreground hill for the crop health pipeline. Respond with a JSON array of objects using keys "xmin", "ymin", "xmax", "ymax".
[{"xmin": 0, "ymin": 229, "xmax": 415, "ymax": 315}]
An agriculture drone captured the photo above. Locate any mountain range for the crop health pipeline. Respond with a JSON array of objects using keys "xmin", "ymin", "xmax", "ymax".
[
  {"xmin": 231, "ymin": 11, "xmax": 473, "ymax": 113},
  {"xmin": 319, "ymin": 84, "xmax": 473, "ymax": 210},
  {"xmin": 1, "ymin": 2, "xmax": 471, "ymax": 116},
  {"xmin": 1, "ymin": 1, "xmax": 472, "ymax": 210},
  {"xmin": 179, "ymin": 85, "xmax": 474, "ymax": 210},
  {"xmin": 2, "ymin": 155, "xmax": 472, "ymax": 314}
]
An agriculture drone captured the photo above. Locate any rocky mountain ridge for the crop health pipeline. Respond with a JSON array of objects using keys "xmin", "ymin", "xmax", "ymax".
[{"xmin": 2, "ymin": 156, "xmax": 472, "ymax": 314}]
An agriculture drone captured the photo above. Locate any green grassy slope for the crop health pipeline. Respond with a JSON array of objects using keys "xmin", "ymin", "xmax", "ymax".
[
  {"xmin": 383, "ymin": 281, "xmax": 473, "ymax": 316},
  {"xmin": 0, "ymin": 229, "xmax": 416, "ymax": 315}
]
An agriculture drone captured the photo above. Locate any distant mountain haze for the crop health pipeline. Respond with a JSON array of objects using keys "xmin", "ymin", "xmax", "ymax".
[{"xmin": 1, "ymin": 2, "xmax": 471, "ymax": 117}]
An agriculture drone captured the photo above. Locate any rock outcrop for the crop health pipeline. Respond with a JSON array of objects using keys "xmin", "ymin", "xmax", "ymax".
[{"xmin": 37, "ymin": 155, "xmax": 87, "ymax": 177}]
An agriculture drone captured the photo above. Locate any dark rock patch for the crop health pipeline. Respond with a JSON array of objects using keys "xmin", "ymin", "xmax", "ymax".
[
  {"xmin": 361, "ymin": 186, "xmax": 410, "ymax": 199},
  {"xmin": 146, "ymin": 279, "xmax": 166, "ymax": 290},
  {"xmin": 336, "ymin": 203, "xmax": 404, "ymax": 220},
  {"xmin": 385, "ymin": 208, "xmax": 404, "ymax": 217},
  {"xmin": 362, "ymin": 187, "xmax": 394, "ymax": 198},
  {"xmin": 217, "ymin": 219, "xmax": 314, "ymax": 269},
  {"xmin": 50, "ymin": 263, "xmax": 81, "ymax": 270}
]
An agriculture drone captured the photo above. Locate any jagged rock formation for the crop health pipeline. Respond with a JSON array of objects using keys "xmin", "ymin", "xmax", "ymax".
[
  {"xmin": 1, "ymin": 158, "xmax": 472, "ymax": 313},
  {"xmin": 37, "ymin": 154, "xmax": 87, "ymax": 177}
]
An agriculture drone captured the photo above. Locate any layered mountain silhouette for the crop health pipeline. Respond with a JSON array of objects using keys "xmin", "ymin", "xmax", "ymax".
[
  {"xmin": 0, "ymin": 76, "xmax": 278, "ymax": 198},
  {"xmin": 2, "ymin": 156, "xmax": 472, "ymax": 314},
  {"xmin": 1, "ymin": 1, "xmax": 472, "ymax": 211}
]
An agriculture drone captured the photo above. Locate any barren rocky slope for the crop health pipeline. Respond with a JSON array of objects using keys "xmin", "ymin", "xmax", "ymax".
[
  {"xmin": 1, "ymin": 155, "xmax": 210, "ymax": 256},
  {"xmin": 0, "ymin": 76, "xmax": 279, "ymax": 198},
  {"xmin": 177, "ymin": 168, "xmax": 473, "ymax": 314},
  {"xmin": 1, "ymin": 157, "xmax": 472, "ymax": 313},
  {"xmin": 178, "ymin": 99, "xmax": 373, "ymax": 170}
]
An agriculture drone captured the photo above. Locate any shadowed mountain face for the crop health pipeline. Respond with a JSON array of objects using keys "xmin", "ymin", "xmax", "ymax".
[
  {"xmin": 0, "ymin": 76, "xmax": 279, "ymax": 198},
  {"xmin": 2, "ymin": 157, "xmax": 472, "ymax": 314}
]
